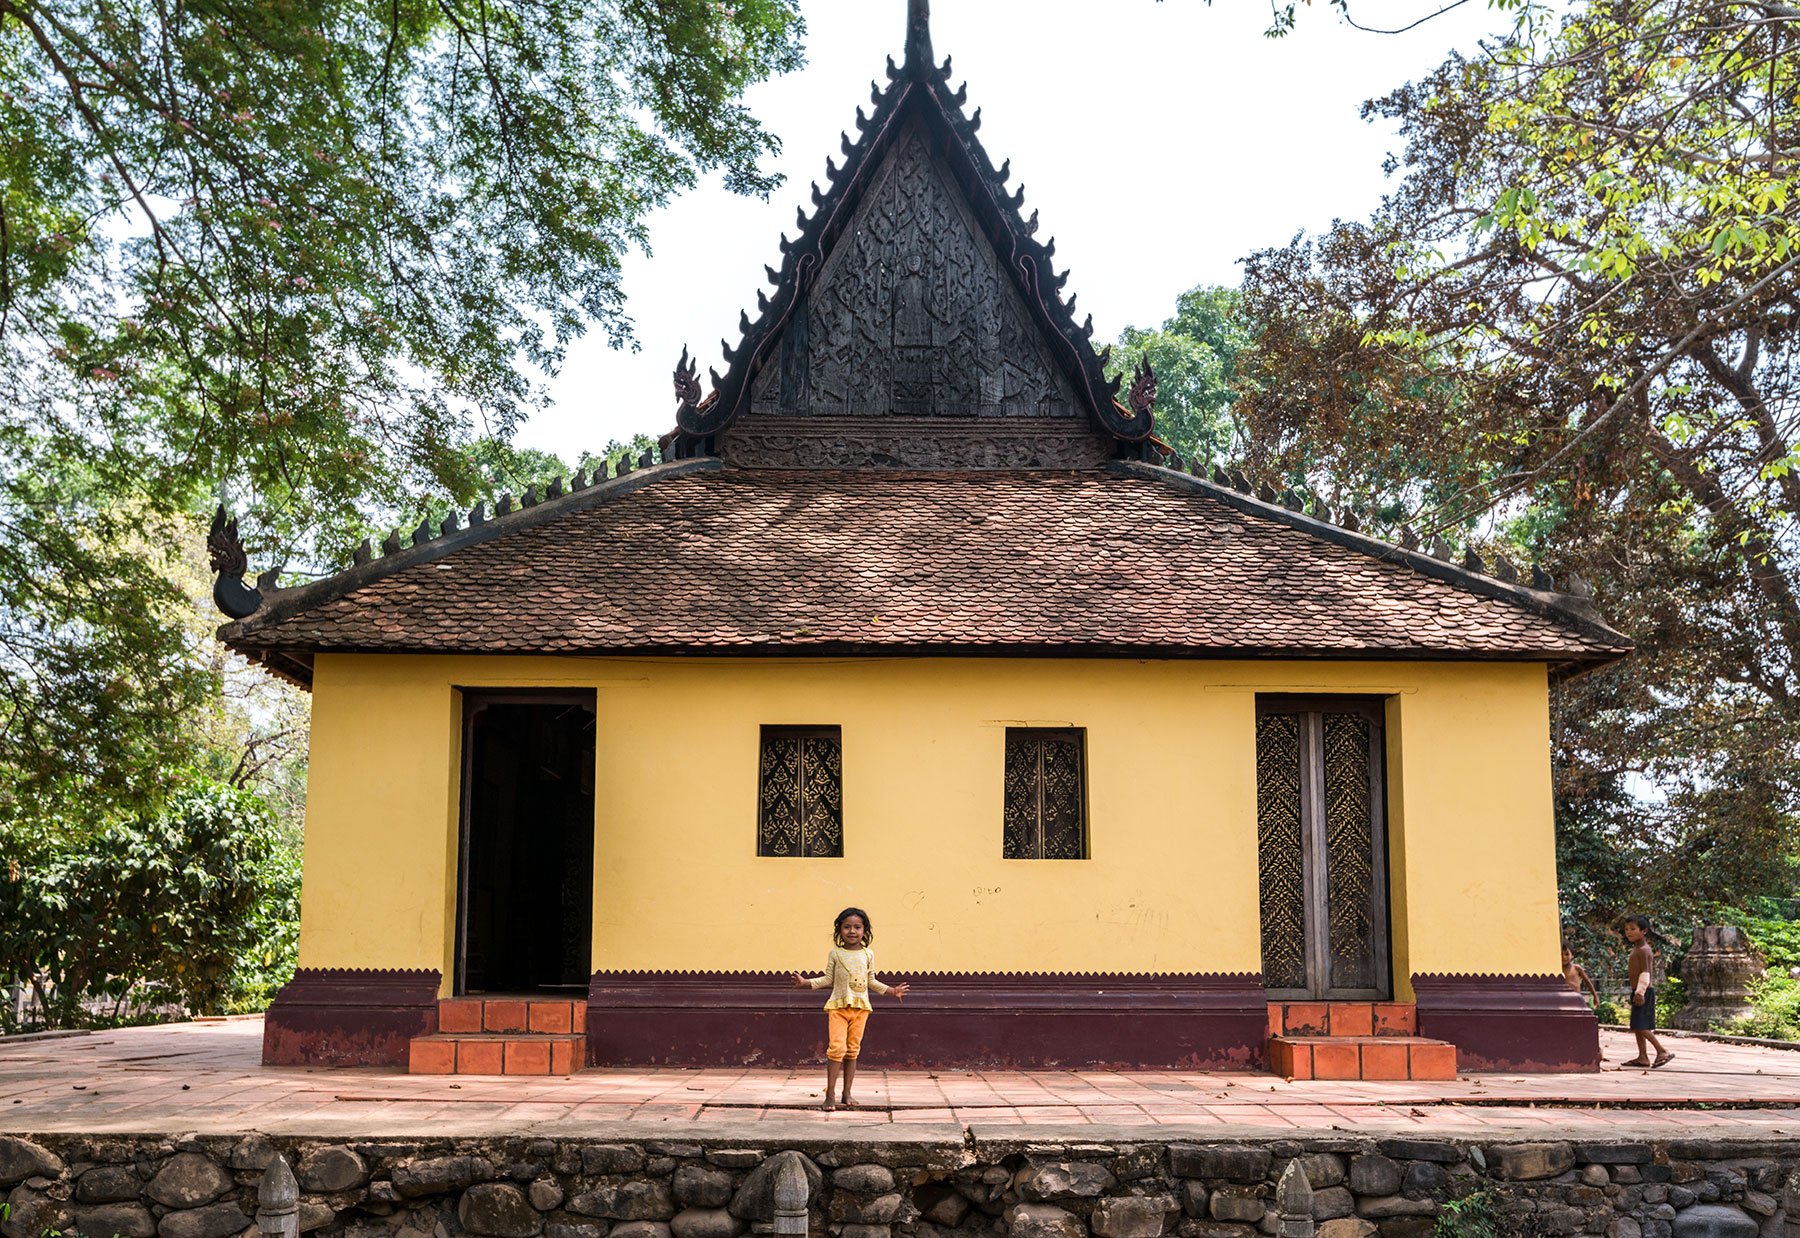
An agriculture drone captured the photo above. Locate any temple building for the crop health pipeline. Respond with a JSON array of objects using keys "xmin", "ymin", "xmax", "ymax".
[{"xmin": 212, "ymin": 2, "xmax": 1630, "ymax": 1079}]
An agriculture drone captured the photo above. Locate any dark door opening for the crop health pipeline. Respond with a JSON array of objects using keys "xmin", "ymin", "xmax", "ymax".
[
  {"xmin": 456, "ymin": 691, "xmax": 595, "ymax": 995},
  {"xmin": 1254, "ymin": 695, "xmax": 1392, "ymax": 1001}
]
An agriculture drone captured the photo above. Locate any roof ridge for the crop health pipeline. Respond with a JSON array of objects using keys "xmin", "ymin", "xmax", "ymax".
[{"xmin": 1111, "ymin": 458, "xmax": 1631, "ymax": 653}]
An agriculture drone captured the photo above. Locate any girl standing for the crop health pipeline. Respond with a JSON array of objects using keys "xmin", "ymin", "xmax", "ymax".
[{"xmin": 790, "ymin": 906, "xmax": 909, "ymax": 1109}]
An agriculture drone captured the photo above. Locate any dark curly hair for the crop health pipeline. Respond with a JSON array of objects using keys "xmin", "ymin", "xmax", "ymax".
[{"xmin": 834, "ymin": 906, "xmax": 873, "ymax": 948}]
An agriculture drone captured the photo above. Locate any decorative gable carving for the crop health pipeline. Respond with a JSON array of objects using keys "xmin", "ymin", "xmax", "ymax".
[{"xmin": 749, "ymin": 128, "xmax": 1080, "ymax": 421}]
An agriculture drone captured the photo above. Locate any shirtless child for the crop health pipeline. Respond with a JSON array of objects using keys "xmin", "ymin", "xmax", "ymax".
[
  {"xmin": 1563, "ymin": 943, "xmax": 1601, "ymax": 1007},
  {"xmin": 1622, "ymin": 915, "xmax": 1674, "ymax": 1069}
]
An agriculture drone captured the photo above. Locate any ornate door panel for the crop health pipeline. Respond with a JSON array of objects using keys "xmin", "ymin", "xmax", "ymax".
[{"xmin": 1255, "ymin": 698, "xmax": 1391, "ymax": 1000}]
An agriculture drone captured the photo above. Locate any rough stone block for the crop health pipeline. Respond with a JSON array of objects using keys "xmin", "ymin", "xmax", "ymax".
[
  {"xmin": 1608, "ymin": 1219, "xmax": 1643, "ymax": 1238},
  {"xmin": 1582, "ymin": 1146, "xmax": 1654, "ymax": 1166},
  {"xmin": 146, "ymin": 1155, "xmax": 234, "ymax": 1209},
  {"xmin": 923, "ymin": 1189, "xmax": 970, "ymax": 1227},
  {"xmin": 1091, "ymin": 1196, "xmax": 1178, "ymax": 1238},
  {"xmin": 72, "ymin": 1202, "xmax": 157, "ymax": 1238},
  {"xmin": 1172, "ymin": 1148, "xmax": 1273, "ymax": 1185},
  {"xmin": 582, "ymin": 1148, "xmax": 649, "ymax": 1176},
  {"xmin": 459, "ymin": 1183, "xmax": 544, "ymax": 1238},
  {"xmin": 1178, "ymin": 1224, "xmax": 1256, "ymax": 1238},
  {"xmin": 392, "ymin": 1156, "xmax": 475, "ymax": 1198},
  {"xmin": 298, "ymin": 1148, "xmax": 368, "ymax": 1194},
  {"xmin": 673, "ymin": 1166, "xmax": 733, "ymax": 1210},
  {"xmin": 670, "ymin": 1209, "xmax": 744, "ymax": 1238},
  {"xmin": 156, "ymin": 1202, "xmax": 249, "ymax": 1238},
  {"xmin": 546, "ymin": 1223, "xmax": 606, "ymax": 1238},
  {"xmin": 1312, "ymin": 1188, "xmax": 1355, "ymax": 1220},
  {"xmin": 1674, "ymin": 1206, "xmax": 1760, "ymax": 1238},
  {"xmin": 1020, "ymin": 1163, "xmax": 1118, "ymax": 1202},
  {"xmin": 529, "ymin": 1180, "xmax": 565, "ymax": 1212},
  {"xmin": 829, "ymin": 1193, "xmax": 903, "ymax": 1225},
  {"xmin": 570, "ymin": 1182, "xmax": 677, "ymax": 1222},
  {"xmin": 1401, "ymin": 1163, "xmax": 1446, "ymax": 1199},
  {"xmin": 1004, "ymin": 1204, "xmax": 1086, "ymax": 1238},
  {"xmin": 703, "ymin": 1152, "xmax": 763, "ymax": 1171},
  {"xmin": 1489, "ymin": 1145, "xmax": 1577, "ymax": 1183},
  {"xmin": 835, "ymin": 1165, "xmax": 896, "ymax": 1195},
  {"xmin": 226, "ymin": 1138, "xmax": 276, "ymax": 1173},
  {"xmin": 1318, "ymin": 1221, "xmax": 1377, "ymax": 1238},
  {"xmin": 608, "ymin": 1224, "xmax": 672, "ymax": 1238},
  {"xmin": 1375, "ymin": 1142, "xmax": 1462, "ymax": 1165},
  {"xmin": 0, "ymin": 1139, "xmax": 64, "ymax": 1189},
  {"xmin": 1182, "ymin": 1182, "xmax": 1210, "ymax": 1219},
  {"xmin": 76, "ymin": 1166, "xmax": 143, "ymax": 1204},
  {"xmin": 1356, "ymin": 1197, "xmax": 1435, "ymax": 1220},
  {"xmin": 1350, "ymin": 1157, "xmax": 1403, "ymax": 1198},
  {"xmin": 1211, "ymin": 1190, "xmax": 1266, "ymax": 1224}
]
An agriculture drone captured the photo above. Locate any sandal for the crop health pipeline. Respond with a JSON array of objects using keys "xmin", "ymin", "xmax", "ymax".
[
  {"xmin": 1652, "ymin": 1052, "xmax": 1675, "ymax": 1068},
  {"xmin": 1619, "ymin": 1057, "xmax": 1651, "ymax": 1068}
]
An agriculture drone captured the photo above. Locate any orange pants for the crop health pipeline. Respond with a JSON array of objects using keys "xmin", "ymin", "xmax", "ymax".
[{"xmin": 825, "ymin": 1008, "xmax": 870, "ymax": 1062}]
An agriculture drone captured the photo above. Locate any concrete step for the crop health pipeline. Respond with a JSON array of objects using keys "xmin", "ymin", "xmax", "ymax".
[
  {"xmin": 408, "ymin": 1032, "xmax": 584, "ymax": 1075},
  {"xmin": 1267, "ymin": 1001, "xmax": 1417, "ymax": 1038},
  {"xmin": 1269, "ymin": 1034, "xmax": 1457, "ymax": 1081}
]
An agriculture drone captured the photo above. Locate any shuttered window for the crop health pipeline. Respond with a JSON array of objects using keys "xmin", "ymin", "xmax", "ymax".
[
  {"xmin": 757, "ymin": 726, "xmax": 844, "ymax": 857},
  {"xmin": 1002, "ymin": 728, "xmax": 1087, "ymax": 859}
]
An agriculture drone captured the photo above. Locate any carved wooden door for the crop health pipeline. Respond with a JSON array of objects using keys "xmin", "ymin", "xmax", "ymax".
[{"xmin": 1255, "ymin": 697, "xmax": 1391, "ymax": 1000}]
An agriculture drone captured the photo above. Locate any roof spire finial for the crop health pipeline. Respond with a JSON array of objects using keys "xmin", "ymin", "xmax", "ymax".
[{"xmin": 904, "ymin": 0, "xmax": 933, "ymax": 77}]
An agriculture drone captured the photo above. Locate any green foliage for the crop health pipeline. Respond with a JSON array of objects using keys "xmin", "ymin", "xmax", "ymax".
[
  {"xmin": 1434, "ymin": 1190, "xmax": 1498, "ymax": 1238},
  {"xmin": 1108, "ymin": 286, "xmax": 1247, "ymax": 469},
  {"xmin": 0, "ymin": 778, "xmax": 297, "ymax": 1030},
  {"xmin": 1724, "ymin": 973, "xmax": 1800, "ymax": 1041},
  {"xmin": 1655, "ymin": 976, "xmax": 1687, "ymax": 1028},
  {"xmin": 1235, "ymin": 0, "xmax": 1800, "ymax": 931}
]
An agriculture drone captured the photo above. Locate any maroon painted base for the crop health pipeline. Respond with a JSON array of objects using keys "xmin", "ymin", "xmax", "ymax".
[
  {"xmin": 1412, "ymin": 973, "xmax": 1602, "ymax": 1072},
  {"xmin": 262, "ymin": 968, "xmax": 441, "ymax": 1067},
  {"xmin": 585, "ymin": 971, "xmax": 1268, "ymax": 1069}
]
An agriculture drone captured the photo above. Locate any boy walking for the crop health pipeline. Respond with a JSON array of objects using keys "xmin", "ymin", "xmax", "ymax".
[{"xmin": 1623, "ymin": 915, "xmax": 1674, "ymax": 1069}]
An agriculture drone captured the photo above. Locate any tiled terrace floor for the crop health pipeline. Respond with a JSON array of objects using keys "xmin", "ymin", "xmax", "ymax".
[{"xmin": 4, "ymin": 1017, "xmax": 1799, "ymax": 1139}]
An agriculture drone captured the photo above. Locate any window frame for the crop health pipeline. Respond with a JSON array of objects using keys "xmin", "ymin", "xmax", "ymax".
[
  {"xmin": 1002, "ymin": 726, "xmax": 1090, "ymax": 860},
  {"xmin": 756, "ymin": 724, "xmax": 845, "ymax": 858}
]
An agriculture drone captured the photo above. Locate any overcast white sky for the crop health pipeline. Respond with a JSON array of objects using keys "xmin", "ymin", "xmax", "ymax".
[{"xmin": 517, "ymin": 0, "xmax": 1513, "ymax": 463}]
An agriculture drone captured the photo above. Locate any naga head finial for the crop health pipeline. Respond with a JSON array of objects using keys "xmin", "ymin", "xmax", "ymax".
[
  {"xmin": 904, "ymin": 0, "xmax": 933, "ymax": 77},
  {"xmin": 1128, "ymin": 354, "xmax": 1157, "ymax": 420},
  {"xmin": 207, "ymin": 505, "xmax": 263, "ymax": 619},
  {"xmin": 674, "ymin": 345, "xmax": 702, "ymax": 408}
]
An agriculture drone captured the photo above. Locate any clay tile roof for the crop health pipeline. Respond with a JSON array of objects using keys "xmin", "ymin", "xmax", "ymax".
[{"xmin": 220, "ymin": 460, "xmax": 1632, "ymax": 687}]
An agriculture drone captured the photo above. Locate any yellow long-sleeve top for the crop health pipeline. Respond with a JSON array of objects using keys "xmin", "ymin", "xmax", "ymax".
[{"xmin": 804, "ymin": 946, "xmax": 891, "ymax": 1011}]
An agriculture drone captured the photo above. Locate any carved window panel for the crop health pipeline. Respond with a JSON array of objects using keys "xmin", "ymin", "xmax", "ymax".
[
  {"xmin": 1254, "ymin": 699, "xmax": 1390, "ymax": 1000},
  {"xmin": 1003, "ymin": 728, "xmax": 1087, "ymax": 859},
  {"xmin": 758, "ymin": 726, "xmax": 844, "ymax": 857}
]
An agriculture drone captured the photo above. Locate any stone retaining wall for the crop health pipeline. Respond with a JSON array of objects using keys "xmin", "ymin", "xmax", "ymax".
[{"xmin": 4, "ymin": 1133, "xmax": 1798, "ymax": 1238}]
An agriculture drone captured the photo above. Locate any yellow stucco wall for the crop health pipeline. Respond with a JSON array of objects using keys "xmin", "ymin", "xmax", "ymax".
[{"xmin": 296, "ymin": 655, "xmax": 1562, "ymax": 996}]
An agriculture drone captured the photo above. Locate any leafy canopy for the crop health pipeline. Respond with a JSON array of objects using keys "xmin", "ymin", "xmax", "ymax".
[{"xmin": 1231, "ymin": 0, "xmax": 1800, "ymax": 931}]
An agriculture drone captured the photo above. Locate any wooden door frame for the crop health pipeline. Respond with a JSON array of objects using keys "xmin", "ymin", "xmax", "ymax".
[
  {"xmin": 1256, "ymin": 695, "xmax": 1392, "ymax": 1002},
  {"xmin": 453, "ymin": 688, "xmax": 597, "ymax": 997}
]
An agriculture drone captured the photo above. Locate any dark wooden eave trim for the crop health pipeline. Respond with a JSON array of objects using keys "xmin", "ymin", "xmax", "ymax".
[{"xmin": 1110, "ymin": 459, "xmax": 1634, "ymax": 664}]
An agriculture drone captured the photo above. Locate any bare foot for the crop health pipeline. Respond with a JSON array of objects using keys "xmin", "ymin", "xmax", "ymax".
[
  {"xmin": 821, "ymin": 1097, "xmax": 836, "ymax": 1111},
  {"xmin": 841, "ymin": 1094, "xmax": 860, "ymax": 1108},
  {"xmin": 1652, "ymin": 1051, "xmax": 1675, "ymax": 1068}
]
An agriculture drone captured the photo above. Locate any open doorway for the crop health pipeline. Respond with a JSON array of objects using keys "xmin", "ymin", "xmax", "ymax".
[{"xmin": 456, "ymin": 691, "xmax": 595, "ymax": 995}]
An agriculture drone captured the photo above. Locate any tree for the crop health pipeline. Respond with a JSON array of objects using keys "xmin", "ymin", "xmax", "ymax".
[
  {"xmin": 1108, "ymin": 285, "xmax": 1249, "ymax": 468},
  {"xmin": 0, "ymin": 777, "xmax": 295, "ymax": 1029},
  {"xmin": 1235, "ymin": 0, "xmax": 1800, "ymax": 930},
  {"xmin": 0, "ymin": 0, "xmax": 803, "ymax": 818}
]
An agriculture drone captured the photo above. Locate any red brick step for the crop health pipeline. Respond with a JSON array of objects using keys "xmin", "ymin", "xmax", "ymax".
[
  {"xmin": 409, "ymin": 1032, "xmax": 583, "ymax": 1076},
  {"xmin": 1269, "ymin": 1034, "xmax": 1457, "ymax": 1081},
  {"xmin": 408, "ymin": 996, "xmax": 587, "ymax": 1075}
]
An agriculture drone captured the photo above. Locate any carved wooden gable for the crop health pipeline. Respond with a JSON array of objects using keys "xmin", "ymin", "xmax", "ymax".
[{"xmin": 749, "ymin": 126, "xmax": 1080, "ymax": 421}]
